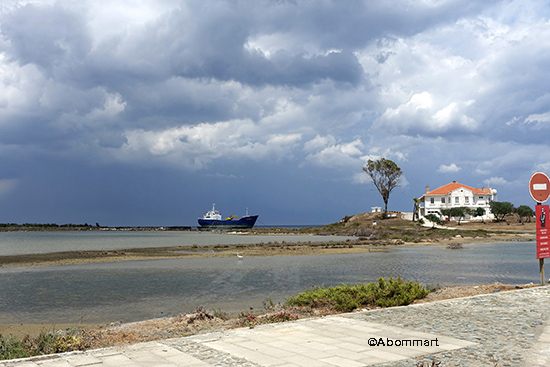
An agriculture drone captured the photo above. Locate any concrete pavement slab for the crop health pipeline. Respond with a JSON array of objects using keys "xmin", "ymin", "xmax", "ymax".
[
  {"xmin": 0, "ymin": 315, "xmax": 477, "ymax": 367},
  {"xmin": 180, "ymin": 314, "xmax": 474, "ymax": 366}
]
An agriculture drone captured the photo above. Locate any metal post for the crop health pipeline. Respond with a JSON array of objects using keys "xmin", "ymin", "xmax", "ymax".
[
  {"xmin": 537, "ymin": 202, "xmax": 546, "ymax": 285},
  {"xmin": 540, "ymin": 258, "xmax": 545, "ymax": 286}
]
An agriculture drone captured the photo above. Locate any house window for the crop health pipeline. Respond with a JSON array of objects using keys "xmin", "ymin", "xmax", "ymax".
[
  {"xmin": 455, "ymin": 197, "xmax": 459, "ymax": 204},
  {"xmin": 441, "ymin": 198, "xmax": 445, "ymax": 204},
  {"xmin": 465, "ymin": 197, "xmax": 469, "ymax": 204},
  {"xmin": 430, "ymin": 198, "xmax": 435, "ymax": 204}
]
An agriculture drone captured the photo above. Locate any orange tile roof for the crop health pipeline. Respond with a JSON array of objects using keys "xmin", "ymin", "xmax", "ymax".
[{"xmin": 423, "ymin": 182, "xmax": 492, "ymax": 197}]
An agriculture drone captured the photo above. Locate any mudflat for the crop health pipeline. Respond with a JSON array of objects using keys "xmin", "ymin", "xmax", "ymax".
[
  {"xmin": 0, "ymin": 229, "xmax": 534, "ymax": 268},
  {"xmin": 0, "ymin": 210, "xmax": 537, "ymax": 267}
]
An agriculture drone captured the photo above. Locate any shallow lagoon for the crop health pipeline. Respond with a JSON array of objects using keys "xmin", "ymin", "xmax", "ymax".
[
  {"xmin": 0, "ymin": 230, "xmax": 355, "ymax": 256},
  {"xmin": 0, "ymin": 238, "xmax": 540, "ymax": 325}
]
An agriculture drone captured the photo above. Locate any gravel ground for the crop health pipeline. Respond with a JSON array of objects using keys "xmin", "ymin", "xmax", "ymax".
[{"xmin": 346, "ymin": 286, "xmax": 550, "ymax": 366}]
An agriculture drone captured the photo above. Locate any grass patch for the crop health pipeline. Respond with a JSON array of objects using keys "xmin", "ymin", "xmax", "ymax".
[
  {"xmin": 285, "ymin": 277, "xmax": 429, "ymax": 312},
  {"xmin": 0, "ymin": 329, "xmax": 85, "ymax": 360},
  {"xmin": 237, "ymin": 311, "xmax": 299, "ymax": 328}
]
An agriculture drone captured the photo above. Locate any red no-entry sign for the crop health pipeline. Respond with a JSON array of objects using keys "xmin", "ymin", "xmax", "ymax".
[
  {"xmin": 529, "ymin": 172, "xmax": 550, "ymax": 204},
  {"xmin": 537, "ymin": 205, "xmax": 550, "ymax": 259}
]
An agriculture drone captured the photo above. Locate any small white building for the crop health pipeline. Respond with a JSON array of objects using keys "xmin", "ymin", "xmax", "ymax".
[{"xmin": 419, "ymin": 181, "xmax": 497, "ymax": 220}]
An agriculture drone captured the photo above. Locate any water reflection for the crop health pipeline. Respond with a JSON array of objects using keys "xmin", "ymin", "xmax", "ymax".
[{"xmin": 0, "ymin": 242, "xmax": 539, "ymax": 325}]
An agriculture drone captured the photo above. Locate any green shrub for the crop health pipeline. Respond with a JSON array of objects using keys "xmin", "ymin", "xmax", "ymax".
[
  {"xmin": 0, "ymin": 335, "xmax": 29, "ymax": 360},
  {"xmin": 0, "ymin": 330, "xmax": 85, "ymax": 360},
  {"xmin": 285, "ymin": 277, "xmax": 429, "ymax": 312},
  {"xmin": 371, "ymin": 277, "xmax": 429, "ymax": 307},
  {"xmin": 424, "ymin": 214, "xmax": 441, "ymax": 227}
]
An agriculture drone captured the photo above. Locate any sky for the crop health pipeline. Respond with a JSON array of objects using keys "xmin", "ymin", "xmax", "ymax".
[{"xmin": 1, "ymin": 0, "xmax": 550, "ymax": 226}]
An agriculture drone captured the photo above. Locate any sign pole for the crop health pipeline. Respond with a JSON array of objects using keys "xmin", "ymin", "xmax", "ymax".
[
  {"xmin": 537, "ymin": 203, "xmax": 546, "ymax": 285},
  {"xmin": 540, "ymin": 258, "xmax": 545, "ymax": 286},
  {"xmin": 529, "ymin": 172, "xmax": 550, "ymax": 285}
]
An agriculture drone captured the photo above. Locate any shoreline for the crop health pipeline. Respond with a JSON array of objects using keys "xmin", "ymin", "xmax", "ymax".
[
  {"xmin": 0, "ymin": 231, "xmax": 535, "ymax": 268},
  {"xmin": 0, "ymin": 282, "xmax": 540, "ymax": 343}
]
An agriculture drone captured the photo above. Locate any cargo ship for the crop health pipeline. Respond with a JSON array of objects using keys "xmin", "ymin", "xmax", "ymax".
[{"xmin": 198, "ymin": 204, "xmax": 259, "ymax": 229}]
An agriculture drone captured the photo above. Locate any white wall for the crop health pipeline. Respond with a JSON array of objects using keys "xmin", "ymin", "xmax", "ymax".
[{"xmin": 421, "ymin": 187, "xmax": 495, "ymax": 220}]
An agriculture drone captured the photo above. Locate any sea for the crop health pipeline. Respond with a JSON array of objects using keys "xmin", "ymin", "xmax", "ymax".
[{"xmin": 0, "ymin": 231, "xmax": 542, "ymax": 325}]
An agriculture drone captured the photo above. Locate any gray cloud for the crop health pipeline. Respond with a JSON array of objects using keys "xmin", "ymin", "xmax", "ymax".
[
  {"xmin": 1, "ymin": 3, "xmax": 91, "ymax": 77},
  {"xmin": 0, "ymin": 0, "xmax": 548, "ymax": 225}
]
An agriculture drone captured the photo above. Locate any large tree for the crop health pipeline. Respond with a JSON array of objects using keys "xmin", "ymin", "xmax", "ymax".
[
  {"xmin": 363, "ymin": 158, "xmax": 403, "ymax": 218},
  {"xmin": 424, "ymin": 214, "xmax": 441, "ymax": 228},
  {"xmin": 490, "ymin": 201, "xmax": 514, "ymax": 222},
  {"xmin": 515, "ymin": 205, "xmax": 535, "ymax": 224},
  {"xmin": 451, "ymin": 207, "xmax": 467, "ymax": 225},
  {"xmin": 440, "ymin": 208, "xmax": 453, "ymax": 223},
  {"xmin": 473, "ymin": 207, "xmax": 486, "ymax": 223}
]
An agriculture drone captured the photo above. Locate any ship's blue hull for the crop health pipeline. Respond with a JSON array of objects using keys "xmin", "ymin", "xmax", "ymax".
[{"xmin": 198, "ymin": 215, "xmax": 259, "ymax": 229}]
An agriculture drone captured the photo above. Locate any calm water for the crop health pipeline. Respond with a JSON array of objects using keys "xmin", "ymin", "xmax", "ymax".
[
  {"xmin": 0, "ymin": 232, "xmax": 541, "ymax": 325},
  {"xmin": 0, "ymin": 231, "xmax": 354, "ymax": 256}
]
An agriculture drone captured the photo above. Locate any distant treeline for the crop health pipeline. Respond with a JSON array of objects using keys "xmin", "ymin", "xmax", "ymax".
[
  {"xmin": 0, "ymin": 223, "xmax": 99, "ymax": 230},
  {"xmin": 0, "ymin": 223, "xmax": 98, "ymax": 227},
  {"xmin": 0, "ymin": 223, "xmax": 193, "ymax": 232}
]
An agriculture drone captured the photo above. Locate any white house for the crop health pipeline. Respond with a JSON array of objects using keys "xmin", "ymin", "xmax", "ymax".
[{"xmin": 419, "ymin": 181, "xmax": 497, "ymax": 220}]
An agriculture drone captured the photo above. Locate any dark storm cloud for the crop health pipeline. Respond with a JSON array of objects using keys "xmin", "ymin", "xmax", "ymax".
[
  {"xmin": 256, "ymin": 0, "xmax": 495, "ymax": 49},
  {"xmin": 1, "ymin": 3, "xmax": 91, "ymax": 79},
  {"xmin": 0, "ymin": 0, "xmax": 494, "ymax": 137},
  {"xmin": 88, "ymin": 1, "xmax": 367, "ymax": 88},
  {"xmin": 1, "ymin": 0, "xmax": 549, "ymax": 225},
  {"xmin": 123, "ymin": 0, "xmax": 493, "ymax": 88}
]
